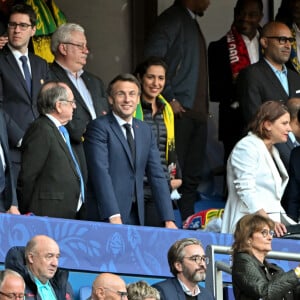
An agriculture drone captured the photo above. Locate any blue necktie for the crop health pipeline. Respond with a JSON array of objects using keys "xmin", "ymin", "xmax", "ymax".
[
  {"xmin": 19, "ymin": 56, "xmax": 31, "ymax": 94},
  {"xmin": 59, "ymin": 126, "xmax": 85, "ymax": 201}
]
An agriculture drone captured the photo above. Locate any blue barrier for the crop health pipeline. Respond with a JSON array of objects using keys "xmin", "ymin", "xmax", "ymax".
[{"xmin": 1, "ymin": 214, "xmax": 300, "ymax": 299}]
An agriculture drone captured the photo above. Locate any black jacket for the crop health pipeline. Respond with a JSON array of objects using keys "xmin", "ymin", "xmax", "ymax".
[
  {"xmin": 232, "ymin": 252, "xmax": 300, "ymax": 300},
  {"xmin": 5, "ymin": 246, "xmax": 73, "ymax": 300}
]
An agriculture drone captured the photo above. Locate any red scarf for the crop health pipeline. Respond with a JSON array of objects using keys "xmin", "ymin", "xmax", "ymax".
[{"xmin": 226, "ymin": 25, "xmax": 251, "ymax": 80}]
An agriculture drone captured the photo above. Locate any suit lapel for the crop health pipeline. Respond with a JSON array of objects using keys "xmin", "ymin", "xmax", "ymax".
[
  {"xmin": 50, "ymin": 62, "xmax": 92, "ymax": 117},
  {"xmin": 261, "ymin": 60, "xmax": 289, "ymax": 99},
  {"xmin": 44, "ymin": 117, "xmax": 79, "ymax": 177},
  {"xmin": 109, "ymin": 114, "xmax": 135, "ymax": 169},
  {"xmin": 5, "ymin": 49, "xmax": 30, "ymax": 98}
]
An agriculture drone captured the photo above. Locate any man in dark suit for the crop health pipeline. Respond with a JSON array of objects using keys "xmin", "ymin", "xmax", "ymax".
[
  {"xmin": 153, "ymin": 238, "xmax": 214, "ymax": 300},
  {"xmin": 84, "ymin": 73, "xmax": 177, "ymax": 228},
  {"xmin": 0, "ymin": 4, "xmax": 49, "ymax": 185},
  {"xmin": 208, "ymin": 0, "xmax": 263, "ymax": 162},
  {"xmin": 236, "ymin": 21, "xmax": 300, "ymax": 127},
  {"xmin": 18, "ymin": 81, "xmax": 85, "ymax": 219},
  {"xmin": 0, "ymin": 109, "xmax": 19, "ymax": 214},
  {"xmin": 49, "ymin": 23, "xmax": 109, "ymax": 183},
  {"xmin": 144, "ymin": 0, "xmax": 210, "ymax": 225}
]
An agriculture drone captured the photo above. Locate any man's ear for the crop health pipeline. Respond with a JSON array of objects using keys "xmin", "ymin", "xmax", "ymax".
[
  {"xmin": 174, "ymin": 261, "xmax": 183, "ymax": 273},
  {"xmin": 27, "ymin": 252, "xmax": 34, "ymax": 264}
]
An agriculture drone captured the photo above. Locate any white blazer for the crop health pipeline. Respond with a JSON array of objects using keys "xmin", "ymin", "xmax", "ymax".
[{"xmin": 221, "ymin": 132, "xmax": 295, "ymax": 234}]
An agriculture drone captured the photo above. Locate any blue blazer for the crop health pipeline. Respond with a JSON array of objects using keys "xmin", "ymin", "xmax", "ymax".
[
  {"xmin": 84, "ymin": 113, "xmax": 175, "ymax": 225},
  {"xmin": 153, "ymin": 278, "xmax": 214, "ymax": 300},
  {"xmin": 0, "ymin": 109, "xmax": 17, "ymax": 211},
  {"xmin": 0, "ymin": 46, "xmax": 49, "ymax": 162}
]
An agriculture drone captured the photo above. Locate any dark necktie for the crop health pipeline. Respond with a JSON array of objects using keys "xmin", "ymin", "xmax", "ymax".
[
  {"xmin": 19, "ymin": 56, "xmax": 31, "ymax": 94},
  {"xmin": 123, "ymin": 123, "xmax": 135, "ymax": 163},
  {"xmin": 59, "ymin": 126, "xmax": 85, "ymax": 201},
  {"xmin": 0, "ymin": 148, "xmax": 5, "ymax": 194}
]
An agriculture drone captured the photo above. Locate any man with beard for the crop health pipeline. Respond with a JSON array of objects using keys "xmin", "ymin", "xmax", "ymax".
[{"xmin": 153, "ymin": 238, "xmax": 214, "ymax": 300}]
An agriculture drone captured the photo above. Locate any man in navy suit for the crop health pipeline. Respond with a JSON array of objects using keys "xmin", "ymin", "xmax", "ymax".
[
  {"xmin": 0, "ymin": 109, "xmax": 19, "ymax": 214},
  {"xmin": 84, "ymin": 73, "xmax": 177, "ymax": 228},
  {"xmin": 0, "ymin": 4, "xmax": 49, "ymax": 185},
  {"xmin": 153, "ymin": 238, "xmax": 214, "ymax": 300}
]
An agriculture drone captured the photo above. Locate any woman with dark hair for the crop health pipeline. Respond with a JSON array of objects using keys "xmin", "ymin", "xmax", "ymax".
[
  {"xmin": 221, "ymin": 101, "xmax": 296, "ymax": 235},
  {"xmin": 134, "ymin": 56, "xmax": 182, "ymax": 227},
  {"xmin": 232, "ymin": 214, "xmax": 300, "ymax": 299}
]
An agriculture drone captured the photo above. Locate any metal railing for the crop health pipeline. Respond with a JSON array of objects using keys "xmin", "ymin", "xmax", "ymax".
[{"xmin": 205, "ymin": 244, "xmax": 300, "ymax": 300}]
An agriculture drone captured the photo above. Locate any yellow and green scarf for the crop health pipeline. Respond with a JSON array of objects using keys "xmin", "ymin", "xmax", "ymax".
[{"xmin": 134, "ymin": 94, "xmax": 175, "ymax": 162}]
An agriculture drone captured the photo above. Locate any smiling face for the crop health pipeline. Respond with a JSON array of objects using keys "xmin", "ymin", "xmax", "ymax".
[
  {"xmin": 263, "ymin": 112, "xmax": 291, "ymax": 144},
  {"xmin": 8, "ymin": 13, "xmax": 35, "ymax": 53},
  {"xmin": 141, "ymin": 65, "xmax": 166, "ymax": 103},
  {"xmin": 109, "ymin": 80, "xmax": 140, "ymax": 122},
  {"xmin": 234, "ymin": 0, "xmax": 263, "ymax": 40}
]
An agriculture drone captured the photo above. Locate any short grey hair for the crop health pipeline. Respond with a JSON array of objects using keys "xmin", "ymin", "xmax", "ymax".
[
  {"xmin": 127, "ymin": 281, "xmax": 160, "ymax": 300},
  {"xmin": 51, "ymin": 23, "xmax": 85, "ymax": 55},
  {"xmin": 37, "ymin": 81, "xmax": 69, "ymax": 115}
]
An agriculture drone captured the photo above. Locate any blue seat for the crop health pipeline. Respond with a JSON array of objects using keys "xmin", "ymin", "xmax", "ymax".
[
  {"xmin": 79, "ymin": 286, "xmax": 92, "ymax": 300},
  {"xmin": 223, "ymin": 285, "xmax": 234, "ymax": 300}
]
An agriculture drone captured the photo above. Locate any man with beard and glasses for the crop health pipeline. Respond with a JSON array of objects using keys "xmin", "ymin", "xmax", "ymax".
[{"xmin": 153, "ymin": 238, "xmax": 214, "ymax": 300}]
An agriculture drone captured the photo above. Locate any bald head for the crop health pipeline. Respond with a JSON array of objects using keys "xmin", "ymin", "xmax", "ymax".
[
  {"xmin": 260, "ymin": 21, "xmax": 293, "ymax": 70},
  {"xmin": 25, "ymin": 235, "xmax": 60, "ymax": 284},
  {"xmin": 91, "ymin": 273, "xmax": 127, "ymax": 300},
  {"xmin": 0, "ymin": 269, "xmax": 25, "ymax": 300}
]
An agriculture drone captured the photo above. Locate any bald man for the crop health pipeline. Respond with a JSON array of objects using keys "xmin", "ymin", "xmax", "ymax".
[
  {"xmin": 88, "ymin": 273, "xmax": 127, "ymax": 300},
  {"xmin": 5, "ymin": 235, "xmax": 73, "ymax": 300},
  {"xmin": 236, "ymin": 21, "xmax": 300, "ymax": 128},
  {"xmin": 0, "ymin": 269, "xmax": 25, "ymax": 300}
]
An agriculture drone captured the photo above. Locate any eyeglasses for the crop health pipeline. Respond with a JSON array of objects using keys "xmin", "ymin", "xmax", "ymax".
[
  {"xmin": 63, "ymin": 42, "xmax": 89, "ymax": 51},
  {"xmin": 265, "ymin": 36, "xmax": 296, "ymax": 45},
  {"xmin": 103, "ymin": 287, "xmax": 128, "ymax": 299},
  {"xmin": 0, "ymin": 291, "xmax": 25, "ymax": 299},
  {"xmin": 7, "ymin": 22, "xmax": 32, "ymax": 31},
  {"xmin": 184, "ymin": 255, "xmax": 209, "ymax": 265},
  {"xmin": 59, "ymin": 99, "xmax": 76, "ymax": 105},
  {"xmin": 261, "ymin": 229, "xmax": 275, "ymax": 238}
]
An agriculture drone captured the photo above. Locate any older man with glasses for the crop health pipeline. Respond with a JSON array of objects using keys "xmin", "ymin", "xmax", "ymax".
[
  {"xmin": 48, "ymin": 23, "xmax": 109, "ymax": 187},
  {"xmin": 18, "ymin": 81, "xmax": 86, "ymax": 220},
  {"xmin": 0, "ymin": 269, "xmax": 25, "ymax": 300}
]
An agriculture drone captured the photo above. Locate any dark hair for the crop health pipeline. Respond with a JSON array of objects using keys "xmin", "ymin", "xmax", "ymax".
[
  {"xmin": 234, "ymin": 0, "xmax": 263, "ymax": 15},
  {"xmin": 134, "ymin": 56, "xmax": 167, "ymax": 79},
  {"xmin": 107, "ymin": 73, "xmax": 141, "ymax": 97},
  {"xmin": 248, "ymin": 101, "xmax": 289, "ymax": 139},
  {"xmin": 9, "ymin": 3, "xmax": 36, "ymax": 26},
  {"xmin": 167, "ymin": 238, "xmax": 203, "ymax": 276},
  {"xmin": 232, "ymin": 214, "xmax": 275, "ymax": 255},
  {"xmin": 275, "ymin": 0, "xmax": 294, "ymax": 27}
]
